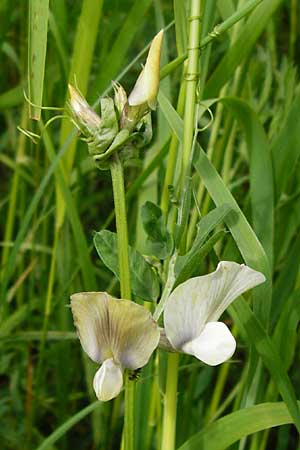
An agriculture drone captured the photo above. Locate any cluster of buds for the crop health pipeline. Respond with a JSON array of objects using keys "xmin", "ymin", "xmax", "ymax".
[
  {"xmin": 67, "ymin": 30, "xmax": 163, "ymax": 169},
  {"xmin": 71, "ymin": 262, "xmax": 265, "ymax": 401}
]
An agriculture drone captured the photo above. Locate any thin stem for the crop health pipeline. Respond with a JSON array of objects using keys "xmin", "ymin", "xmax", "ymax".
[
  {"xmin": 110, "ymin": 154, "xmax": 131, "ymax": 300},
  {"xmin": 109, "ymin": 154, "xmax": 133, "ymax": 450},
  {"xmin": 160, "ymin": 74, "xmax": 186, "ymax": 215},
  {"xmin": 161, "ymin": 353, "xmax": 179, "ymax": 450},
  {"xmin": 181, "ymin": 0, "xmax": 202, "ymax": 187},
  {"xmin": 161, "ymin": 3, "xmax": 202, "ymax": 450}
]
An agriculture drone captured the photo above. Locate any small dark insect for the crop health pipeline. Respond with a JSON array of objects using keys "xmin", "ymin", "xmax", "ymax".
[{"xmin": 128, "ymin": 368, "xmax": 142, "ymax": 381}]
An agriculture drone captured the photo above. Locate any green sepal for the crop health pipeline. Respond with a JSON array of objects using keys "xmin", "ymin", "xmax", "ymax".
[{"xmin": 88, "ymin": 97, "xmax": 119, "ymax": 156}]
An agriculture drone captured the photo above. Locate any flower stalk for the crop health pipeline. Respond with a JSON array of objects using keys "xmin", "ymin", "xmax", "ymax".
[{"xmin": 110, "ymin": 153, "xmax": 134, "ymax": 450}]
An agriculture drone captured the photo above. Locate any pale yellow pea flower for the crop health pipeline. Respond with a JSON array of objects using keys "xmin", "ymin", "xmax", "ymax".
[{"xmin": 71, "ymin": 292, "xmax": 160, "ymax": 401}]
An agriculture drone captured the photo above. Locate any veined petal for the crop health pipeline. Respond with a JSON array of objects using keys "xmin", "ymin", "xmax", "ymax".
[
  {"xmin": 93, "ymin": 358, "xmax": 123, "ymax": 401},
  {"xmin": 70, "ymin": 292, "xmax": 160, "ymax": 370},
  {"xmin": 70, "ymin": 292, "xmax": 112, "ymax": 364},
  {"xmin": 128, "ymin": 30, "xmax": 163, "ymax": 109},
  {"xmin": 108, "ymin": 299, "xmax": 160, "ymax": 370},
  {"xmin": 182, "ymin": 322, "xmax": 236, "ymax": 366},
  {"xmin": 164, "ymin": 261, "xmax": 265, "ymax": 349}
]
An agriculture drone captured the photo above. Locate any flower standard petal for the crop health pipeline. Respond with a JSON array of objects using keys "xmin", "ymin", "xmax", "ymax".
[
  {"xmin": 70, "ymin": 292, "xmax": 112, "ymax": 363},
  {"xmin": 182, "ymin": 322, "xmax": 236, "ymax": 366},
  {"xmin": 108, "ymin": 298, "xmax": 160, "ymax": 370},
  {"xmin": 71, "ymin": 292, "xmax": 160, "ymax": 370},
  {"xmin": 93, "ymin": 358, "xmax": 123, "ymax": 401},
  {"xmin": 164, "ymin": 261, "xmax": 265, "ymax": 350}
]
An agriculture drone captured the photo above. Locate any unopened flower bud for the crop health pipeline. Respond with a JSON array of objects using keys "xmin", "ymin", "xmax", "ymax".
[
  {"xmin": 113, "ymin": 81, "xmax": 127, "ymax": 118},
  {"xmin": 128, "ymin": 30, "xmax": 164, "ymax": 109},
  {"xmin": 68, "ymin": 84, "xmax": 101, "ymax": 136},
  {"xmin": 122, "ymin": 30, "xmax": 164, "ymax": 131}
]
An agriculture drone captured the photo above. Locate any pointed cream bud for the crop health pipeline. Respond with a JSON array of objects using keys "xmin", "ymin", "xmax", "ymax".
[
  {"xmin": 128, "ymin": 30, "xmax": 164, "ymax": 110},
  {"xmin": 68, "ymin": 84, "xmax": 101, "ymax": 136},
  {"xmin": 93, "ymin": 358, "xmax": 123, "ymax": 401},
  {"xmin": 113, "ymin": 81, "xmax": 127, "ymax": 117}
]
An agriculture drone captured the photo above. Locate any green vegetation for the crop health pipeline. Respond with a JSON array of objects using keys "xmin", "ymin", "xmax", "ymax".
[{"xmin": 1, "ymin": 1, "xmax": 300, "ymax": 450}]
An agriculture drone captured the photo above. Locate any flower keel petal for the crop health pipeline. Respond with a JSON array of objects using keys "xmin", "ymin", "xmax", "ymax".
[
  {"xmin": 182, "ymin": 322, "xmax": 236, "ymax": 366},
  {"xmin": 93, "ymin": 358, "xmax": 123, "ymax": 401}
]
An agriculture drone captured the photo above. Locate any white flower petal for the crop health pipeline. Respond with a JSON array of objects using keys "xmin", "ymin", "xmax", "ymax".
[
  {"xmin": 128, "ymin": 30, "xmax": 163, "ymax": 109},
  {"xmin": 70, "ymin": 292, "xmax": 112, "ymax": 364},
  {"xmin": 164, "ymin": 261, "xmax": 265, "ymax": 349},
  {"xmin": 182, "ymin": 322, "xmax": 236, "ymax": 366},
  {"xmin": 93, "ymin": 358, "xmax": 123, "ymax": 401}
]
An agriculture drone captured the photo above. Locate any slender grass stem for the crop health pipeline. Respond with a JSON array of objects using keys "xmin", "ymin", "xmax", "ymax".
[{"xmin": 110, "ymin": 154, "xmax": 134, "ymax": 450}]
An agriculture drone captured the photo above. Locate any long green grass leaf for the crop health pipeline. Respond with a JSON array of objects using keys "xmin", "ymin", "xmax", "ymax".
[
  {"xmin": 28, "ymin": 0, "xmax": 49, "ymax": 120},
  {"xmin": 178, "ymin": 401, "xmax": 299, "ymax": 450}
]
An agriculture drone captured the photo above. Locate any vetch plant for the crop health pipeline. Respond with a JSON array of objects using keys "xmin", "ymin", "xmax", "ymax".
[
  {"xmin": 162, "ymin": 261, "xmax": 266, "ymax": 365},
  {"xmin": 70, "ymin": 292, "xmax": 159, "ymax": 401},
  {"xmin": 67, "ymin": 29, "xmax": 164, "ymax": 450}
]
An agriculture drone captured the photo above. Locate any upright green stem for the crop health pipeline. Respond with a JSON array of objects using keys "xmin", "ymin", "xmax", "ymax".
[
  {"xmin": 110, "ymin": 154, "xmax": 134, "ymax": 450},
  {"xmin": 181, "ymin": 0, "xmax": 202, "ymax": 186},
  {"xmin": 110, "ymin": 154, "xmax": 131, "ymax": 299},
  {"xmin": 161, "ymin": 353, "xmax": 179, "ymax": 450},
  {"xmin": 161, "ymin": 3, "xmax": 202, "ymax": 450}
]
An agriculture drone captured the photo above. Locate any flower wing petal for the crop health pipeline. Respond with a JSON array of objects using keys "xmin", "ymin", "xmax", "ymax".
[
  {"xmin": 70, "ymin": 292, "xmax": 111, "ymax": 363},
  {"xmin": 93, "ymin": 358, "xmax": 123, "ymax": 401},
  {"xmin": 182, "ymin": 322, "xmax": 236, "ymax": 366},
  {"xmin": 164, "ymin": 261, "xmax": 265, "ymax": 349},
  {"xmin": 108, "ymin": 299, "xmax": 160, "ymax": 370}
]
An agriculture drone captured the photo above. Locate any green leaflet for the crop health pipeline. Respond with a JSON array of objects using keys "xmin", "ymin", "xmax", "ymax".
[
  {"xmin": 174, "ymin": 231, "xmax": 224, "ymax": 287},
  {"xmin": 178, "ymin": 401, "xmax": 299, "ymax": 450},
  {"xmin": 174, "ymin": 204, "xmax": 231, "ymax": 285},
  {"xmin": 93, "ymin": 230, "xmax": 160, "ymax": 301},
  {"xmin": 141, "ymin": 201, "xmax": 173, "ymax": 260}
]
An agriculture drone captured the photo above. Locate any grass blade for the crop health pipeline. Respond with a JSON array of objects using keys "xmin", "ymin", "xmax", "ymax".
[{"xmin": 28, "ymin": 0, "xmax": 49, "ymax": 120}]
